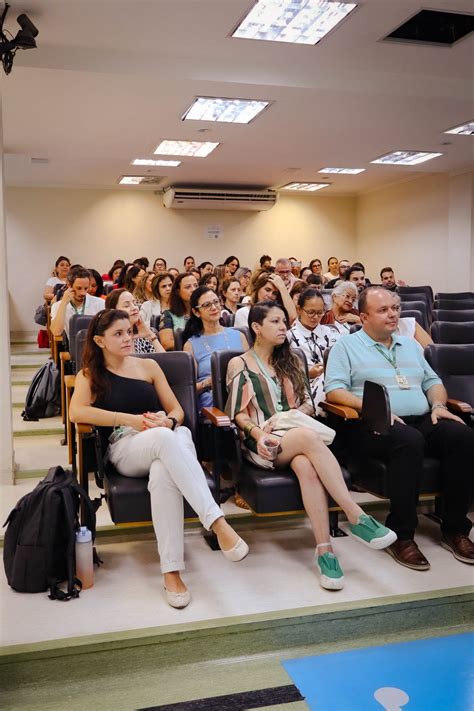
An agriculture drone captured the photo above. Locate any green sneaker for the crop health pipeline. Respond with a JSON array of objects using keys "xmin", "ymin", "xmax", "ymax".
[
  {"xmin": 316, "ymin": 552, "xmax": 345, "ymax": 590},
  {"xmin": 348, "ymin": 514, "xmax": 397, "ymax": 550}
]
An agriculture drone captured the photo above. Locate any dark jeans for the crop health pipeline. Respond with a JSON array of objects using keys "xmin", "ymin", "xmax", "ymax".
[{"xmin": 351, "ymin": 414, "xmax": 474, "ymax": 540}]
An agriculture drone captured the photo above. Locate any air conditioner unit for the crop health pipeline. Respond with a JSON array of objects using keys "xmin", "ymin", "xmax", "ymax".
[{"xmin": 162, "ymin": 187, "xmax": 278, "ymax": 211}]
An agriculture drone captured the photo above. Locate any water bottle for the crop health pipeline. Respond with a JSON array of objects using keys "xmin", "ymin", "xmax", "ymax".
[{"xmin": 75, "ymin": 526, "xmax": 94, "ymax": 589}]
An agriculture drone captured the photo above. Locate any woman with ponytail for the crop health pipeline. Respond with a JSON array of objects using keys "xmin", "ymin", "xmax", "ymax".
[
  {"xmin": 225, "ymin": 301, "xmax": 396, "ymax": 591},
  {"xmin": 70, "ymin": 310, "xmax": 249, "ymax": 609}
]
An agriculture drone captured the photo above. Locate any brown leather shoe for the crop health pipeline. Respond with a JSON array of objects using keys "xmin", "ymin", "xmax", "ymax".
[
  {"xmin": 441, "ymin": 534, "xmax": 474, "ymax": 564},
  {"xmin": 386, "ymin": 539, "xmax": 430, "ymax": 570}
]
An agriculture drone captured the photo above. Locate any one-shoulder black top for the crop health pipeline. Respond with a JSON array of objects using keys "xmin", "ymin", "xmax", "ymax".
[{"xmin": 94, "ymin": 370, "xmax": 162, "ymax": 449}]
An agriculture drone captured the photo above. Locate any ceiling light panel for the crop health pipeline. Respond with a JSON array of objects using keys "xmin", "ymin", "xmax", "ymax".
[
  {"xmin": 232, "ymin": 0, "xmax": 357, "ymax": 45},
  {"xmin": 182, "ymin": 97, "xmax": 270, "ymax": 124},
  {"xmin": 118, "ymin": 176, "xmax": 163, "ymax": 185},
  {"xmin": 132, "ymin": 159, "xmax": 181, "ymax": 167},
  {"xmin": 154, "ymin": 140, "xmax": 219, "ymax": 157},
  {"xmin": 444, "ymin": 121, "xmax": 474, "ymax": 136},
  {"xmin": 371, "ymin": 151, "xmax": 443, "ymax": 166},
  {"xmin": 319, "ymin": 167, "xmax": 365, "ymax": 174},
  {"xmin": 281, "ymin": 182, "xmax": 330, "ymax": 191}
]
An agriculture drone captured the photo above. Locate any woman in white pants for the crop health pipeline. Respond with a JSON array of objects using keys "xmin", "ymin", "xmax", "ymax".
[{"xmin": 70, "ymin": 309, "xmax": 248, "ymax": 609}]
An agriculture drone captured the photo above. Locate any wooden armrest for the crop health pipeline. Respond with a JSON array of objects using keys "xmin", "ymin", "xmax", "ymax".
[
  {"xmin": 201, "ymin": 406, "xmax": 231, "ymax": 427},
  {"xmin": 64, "ymin": 374, "xmax": 76, "ymax": 389},
  {"xmin": 77, "ymin": 423, "xmax": 93, "ymax": 435},
  {"xmin": 60, "ymin": 352, "xmax": 71, "ymax": 362},
  {"xmin": 53, "ymin": 335, "xmax": 63, "ymax": 343},
  {"xmin": 320, "ymin": 402, "xmax": 360, "ymax": 420},
  {"xmin": 447, "ymin": 399, "xmax": 473, "ymax": 414}
]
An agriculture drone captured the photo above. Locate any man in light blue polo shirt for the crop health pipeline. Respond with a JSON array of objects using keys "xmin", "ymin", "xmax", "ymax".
[{"xmin": 325, "ymin": 287, "xmax": 473, "ymax": 571}]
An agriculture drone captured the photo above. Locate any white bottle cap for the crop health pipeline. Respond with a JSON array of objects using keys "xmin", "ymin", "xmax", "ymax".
[{"xmin": 76, "ymin": 526, "xmax": 92, "ymax": 543}]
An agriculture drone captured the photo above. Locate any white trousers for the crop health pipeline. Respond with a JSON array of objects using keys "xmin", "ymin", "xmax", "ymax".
[{"xmin": 108, "ymin": 426, "xmax": 223, "ymax": 573}]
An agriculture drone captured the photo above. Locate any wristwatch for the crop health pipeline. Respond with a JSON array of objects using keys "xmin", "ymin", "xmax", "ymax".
[{"xmin": 168, "ymin": 416, "xmax": 178, "ymax": 430}]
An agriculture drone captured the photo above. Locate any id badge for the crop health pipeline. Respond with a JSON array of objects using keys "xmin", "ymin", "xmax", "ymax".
[{"xmin": 395, "ymin": 374, "xmax": 410, "ymax": 390}]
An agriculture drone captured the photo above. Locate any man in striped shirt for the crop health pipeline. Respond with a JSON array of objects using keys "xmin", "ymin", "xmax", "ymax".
[{"xmin": 325, "ymin": 287, "xmax": 473, "ymax": 571}]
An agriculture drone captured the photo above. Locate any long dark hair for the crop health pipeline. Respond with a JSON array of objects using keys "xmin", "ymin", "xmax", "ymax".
[
  {"xmin": 250, "ymin": 272, "xmax": 283, "ymax": 306},
  {"xmin": 105, "ymin": 287, "xmax": 127, "ymax": 309},
  {"xmin": 182, "ymin": 287, "xmax": 215, "ymax": 343},
  {"xmin": 82, "ymin": 309, "xmax": 130, "ymax": 399},
  {"xmin": 169, "ymin": 273, "xmax": 196, "ymax": 317},
  {"xmin": 116, "ymin": 263, "xmax": 133, "ymax": 288},
  {"xmin": 124, "ymin": 265, "xmax": 143, "ymax": 292},
  {"xmin": 248, "ymin": 301, "xmax": 306, "ymax": 403},
  {"xmin": 87, "ymin": 268, "xmax": 104, "ymax": 297}
]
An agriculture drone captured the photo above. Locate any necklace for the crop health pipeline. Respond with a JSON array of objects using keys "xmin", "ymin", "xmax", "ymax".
[
  {"xmin": 252, "ymin": 349, "xmax": 284, "ymax": 411},
  {"xmin": 201, "ymin": 329, "xmax": 230, "ymax": 354}
]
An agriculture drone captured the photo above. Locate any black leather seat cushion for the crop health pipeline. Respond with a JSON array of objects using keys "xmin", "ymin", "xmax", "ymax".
[
  {"xmin": 349, "ymin": 456, "xmax": 441, "ymax": 498},
  {"xmin": 104, "ymin": 466, "xmax": 217, "ymax": 524}
]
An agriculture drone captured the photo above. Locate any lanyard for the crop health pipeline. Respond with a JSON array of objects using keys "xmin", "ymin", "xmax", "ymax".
[
  {"xmin": 374, "ymin": 343, "xmax": 398, "ymax": 371},
  {"xmin": 252, "ymin": 349, "xmax": 283, "ymax": 411},
  {"xmin": 71, "ymin": 299, "xmax": 86, "ymax": 316}
]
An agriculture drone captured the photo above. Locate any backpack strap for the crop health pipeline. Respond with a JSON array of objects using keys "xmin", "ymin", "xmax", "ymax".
[{"xmin": 69, "ymin": 480, "xmax": 102, "ymax": 540}]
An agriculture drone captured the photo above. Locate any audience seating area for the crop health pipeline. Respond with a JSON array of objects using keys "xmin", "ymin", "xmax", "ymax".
[{"xmin": 47, "ymin": 272, "xmax": 473, "ymax": 540}]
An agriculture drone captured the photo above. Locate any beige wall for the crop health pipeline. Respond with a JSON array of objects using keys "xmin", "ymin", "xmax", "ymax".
[
  {"xmin": 356, "ymin": 172, "xmax": 474, "ymax": 292},
  {"xmin": 6, "ymin": 187, "xmax": 356, "ymax": 332},
  {"xmin": 356, "ymin": 174, "xmax": 449, "ymax": 290}
]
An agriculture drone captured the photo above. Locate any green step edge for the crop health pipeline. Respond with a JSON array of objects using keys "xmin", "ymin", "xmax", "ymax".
[
  {"xmin": 11, "ymin": 380, "xmax": 32, "ymax": 386},
  {"xmin": 14, "ymin": 428, "xmax": 63, "ymax": 437},
  {"xmin": 11, "ymin": 364, "xmax": 43, "ymax": 370},
  {"xmin": 0, "ymin": 587, "xmax": 471, "ymax": 665}
]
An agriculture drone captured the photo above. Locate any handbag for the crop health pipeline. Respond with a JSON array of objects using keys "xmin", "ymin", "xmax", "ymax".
[
  {"xmin": 266, "ymin": 409, "xmax": 335, "ymax": 446},
  {"xmin": 34, "ymin": 304, "xmax": 47, "ymax": 326}
]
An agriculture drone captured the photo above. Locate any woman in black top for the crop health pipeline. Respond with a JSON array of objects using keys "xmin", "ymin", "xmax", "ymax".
[{"xmin": 70, "ymin": 310, "xmax": 248, "ymax": 609}]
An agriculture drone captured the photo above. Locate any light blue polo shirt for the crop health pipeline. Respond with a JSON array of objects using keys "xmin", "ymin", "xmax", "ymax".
[{"xmin": 325, "ymin": 330, "xmax": 442, "ymax": 417}]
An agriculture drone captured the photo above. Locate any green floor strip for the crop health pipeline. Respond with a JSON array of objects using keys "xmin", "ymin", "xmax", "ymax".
[
  {"xmin": 11, "ymin": 364, "xmax": 42, "ymax": 370},
  {"xmin": 11, "ymin": 380, "xmax": 32, "ymax": 386},
  {"xmin": 14, "ymin": 428, "xmax": 63, "ymax": 437}
]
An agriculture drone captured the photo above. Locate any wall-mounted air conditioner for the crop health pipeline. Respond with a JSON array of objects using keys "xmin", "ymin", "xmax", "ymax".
[{"xmin": 162, "ymin": 187, "xmax": 278, "ymax": 211}]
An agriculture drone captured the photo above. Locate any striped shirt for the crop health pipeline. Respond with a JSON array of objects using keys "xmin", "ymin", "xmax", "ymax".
[{"xmin": 325, "ymin": 329, "xmax": 442, "ymax": 417}]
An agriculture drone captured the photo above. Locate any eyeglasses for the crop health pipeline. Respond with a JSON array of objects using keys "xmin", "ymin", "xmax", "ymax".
[
  {"xmin": 196, "ymin": 299, "xmax": 220, "ymax": 310},
  {"xmin": 277, "ymin": 270, "xmax": 291, "ymax": 275},
  {"xmin": 301, "ymin": 308, "xmax": 325, "ymax": 318}
]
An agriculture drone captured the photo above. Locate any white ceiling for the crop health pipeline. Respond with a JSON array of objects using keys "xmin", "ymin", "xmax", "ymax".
[{"xmin": 1, "ymin": 0, "xmax": 473, "ymax": 196}]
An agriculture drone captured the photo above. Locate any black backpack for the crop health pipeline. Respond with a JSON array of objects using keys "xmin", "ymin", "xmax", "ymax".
[
  {"xmin": 3, "ymin": 466, "xmax": 101, "ymax": 600},
  {"xmin": 21, "ymin": 360, "xmax": 61, "ymax": 421}
]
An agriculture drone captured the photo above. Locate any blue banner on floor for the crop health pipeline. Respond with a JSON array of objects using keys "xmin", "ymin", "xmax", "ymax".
[{"xmin": 283, "ymin": 632, "xmax": 473, "ymax": 710}]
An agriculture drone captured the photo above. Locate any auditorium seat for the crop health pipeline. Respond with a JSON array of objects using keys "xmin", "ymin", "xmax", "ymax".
[
  {"xmin": 432, "ymin": 309, "xmax": 474, "ymax": 323},
  {"xmin": 75, "ymin": 351, "xmax": 218, "ymax": 524},
  {"xmin": 398, "ymin": 285, "xmax": 433, "ymax": 303},
  {"xmin": 425, "ymin": 344, "xmax": 474, "ymax": 425},
  {"xmin": 434, "ymin": 299, "xmax": 474, "ymax": 311},
  {"xmin": 430, "ymin": 321, "xmax": 474, "ymax": 344},
  {"xmin": 435, "ymin": 292, "xmax": 474, "ymax": 301}
]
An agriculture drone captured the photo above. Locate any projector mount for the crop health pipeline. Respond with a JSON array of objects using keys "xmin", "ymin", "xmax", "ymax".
[{"xmin": 0, "ymin": 2, "xmax": 38, "ymax": 75}]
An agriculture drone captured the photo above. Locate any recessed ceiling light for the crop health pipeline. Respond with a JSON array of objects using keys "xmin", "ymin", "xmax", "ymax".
[
  {"xmin": 318, "ymin": 167, "xmax": 365, "ymax": 174},
  {"xmin": 182, "ymin": 96, "xmax": 270, "ymax": 124},
  {"xmin": 281, "ymin": 182, "xmax": 331, "ymax": 191},
  {"xmin": 444, "ymin": 121, "xmax": 474, "ymax": 136},
  {"xmin": 132, "ymin": 159, "xmax": 181, "ymax": 167},
  {"xmin": 371, "ymin": 151, "xmax": 443, "ymax": 166},
  {"xmin": 118, "ymin": 176, "xmax": 163, "ymax": 185},
  {"xmin": 232, "ymin": 0, "xmax": 357, "ymax": 45},
  {"xmin": 154, "ymin": 140, "xmax": 219, "ymax": 157}
]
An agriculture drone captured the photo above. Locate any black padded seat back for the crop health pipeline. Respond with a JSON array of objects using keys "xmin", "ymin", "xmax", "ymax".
[
  {"xmin": 398, "ymin": 285, "xmax": 433, "ymax": 303},
  {"xmin": 435, "ymin": 299, "xmax": 474, "ymax": 310},
  {"xmin": 425, "ymin": 344, "xmax": 474, "ymax": 407},
  {"xmin": 233, "ymin": 325, "xmax": 251, "ymax": 345},
  {"xmin": 436, "ymin": 292, "xmax": 474, "ymax": 301},
  {"xmin": 399, "ymin": 310, "xmax": 424, "ymax": 327},
  {"xmin": 400, "ymin": 301, "xmax": 429, "ymax": 329},
  {"xmin": 69, "ymin": 314, "xmax": 94, "ymax": 362},
  {"xmin": 212, "ymin": 349, "xmax": 244, "ymax": 412},
  {"xmin": 174, "ymin": 328, "xmax": 184, "ymax": 351},
  {"xmin": 431, "ymin": 321, "xmax": 474, "ymax": 344},
  {"xmin": 75, "ymin": 329, "xmax": 88, "ymax": 371},
  {"xmin": 138, "ymin": 351, "xmax": 198, "ymax": 438},
  {"xmin": 399, "ymin": 291, "xmax": 430, "ymax": 306},
  {"xmin": 150, "ymin": 314, "xmax": 160, "ymax": 331},
  {"xmin": 432, "ymin": 309, "xmax": 474, "ymax": 323}
]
